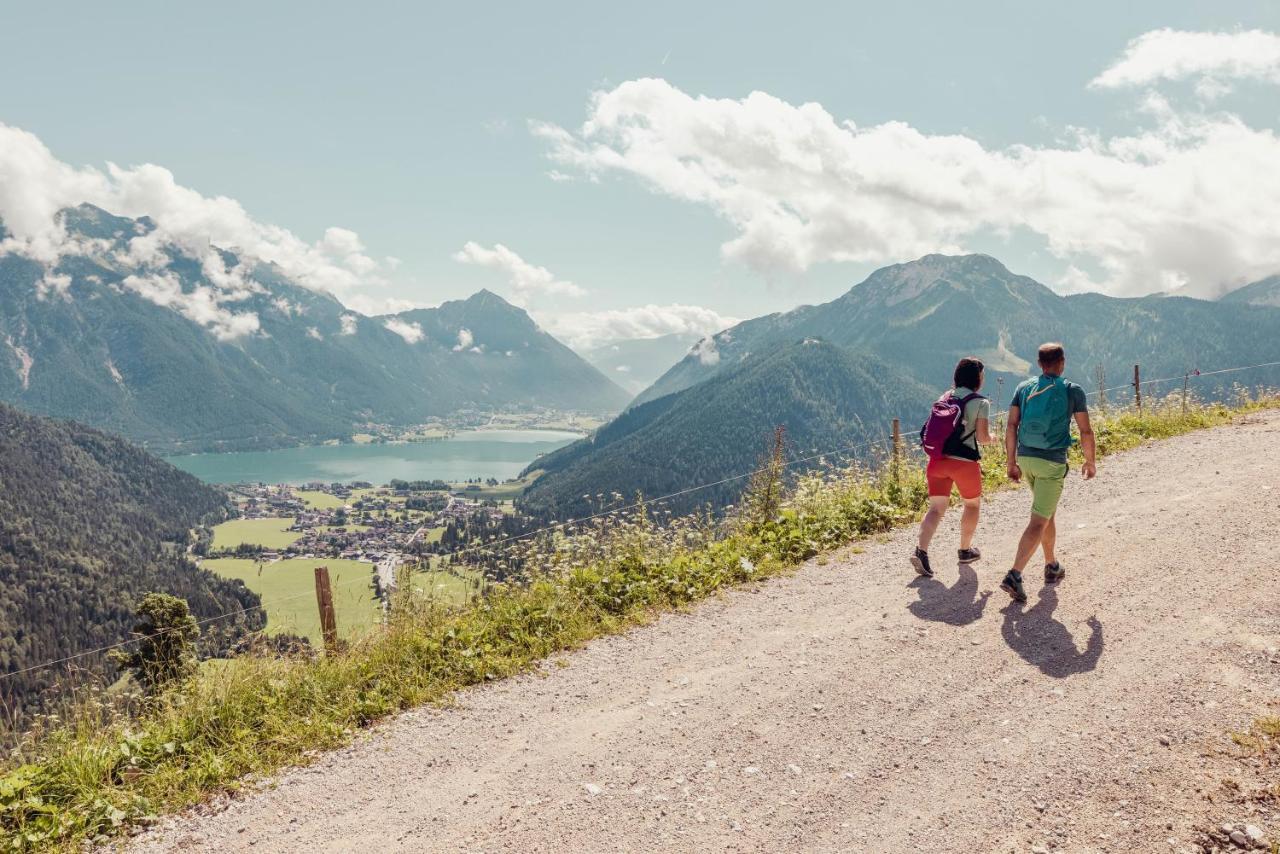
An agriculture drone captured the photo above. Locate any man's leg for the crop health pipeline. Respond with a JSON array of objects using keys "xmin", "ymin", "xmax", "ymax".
[
  {"xmin": 1012, "ymin": 513, "xmax": 1050, "ymax": 571},
  {"xmin": 1041, "ymin": 513, "xmax": 1057, "ymax": 565},
  {"xmin": 959, "ymin": 497, "xmax": 981, "ymax": 551},
  {"xmin": 917, "ymin": 496, "xmax": 950, "ymax": 551}
]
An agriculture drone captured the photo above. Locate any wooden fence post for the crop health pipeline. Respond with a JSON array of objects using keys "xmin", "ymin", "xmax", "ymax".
[
  {"xmin": 1133, "ymin": 364, "xmax": 1142, "ymax": 412},
  {"xmin": 1182, "ymin": 373, "xmax": 1190, "ymax": 415},
  {"xmin": 1095, "ymin": 363, "xmax": 1106, "ymax": 415},
  {"xmin": 891, "ymin": 418, "xmax": 902, "ymax": 485},
  {"xmin": 314, "ymin": 565, "xmax": 338, "ymax": 655}
]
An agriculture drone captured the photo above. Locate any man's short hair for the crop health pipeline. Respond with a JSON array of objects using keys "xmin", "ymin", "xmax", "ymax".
[
  {"xmin": 1038, "ymin": 342, "xmax": 1066, "ymax": 367},
  {"xmin": 953, "ymin": 356, "xmax": 984, "ymax": 390}
]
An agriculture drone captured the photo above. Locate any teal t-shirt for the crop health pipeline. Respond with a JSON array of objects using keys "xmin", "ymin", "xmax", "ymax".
[{"xmin": 1009, "ymin": 375, "xmax": 1088, "ymax": 464}]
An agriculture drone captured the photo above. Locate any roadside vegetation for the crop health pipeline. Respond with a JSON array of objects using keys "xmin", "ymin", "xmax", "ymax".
[
  {"xmin": 3, "ymin": 390, "xmax": 1278, "ymax": 851},
  {"xmin": 200, "ymin": 558, "xmax": 380, "ymax": 645}
]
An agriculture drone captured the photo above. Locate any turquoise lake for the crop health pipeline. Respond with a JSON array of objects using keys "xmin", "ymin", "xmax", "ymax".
[{"xmin": 166, "ymin": 429, "xmax": 582, "ymax": 485}]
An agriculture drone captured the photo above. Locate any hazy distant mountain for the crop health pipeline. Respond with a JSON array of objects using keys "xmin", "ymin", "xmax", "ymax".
[
  {"xmin": 519, "ymin": 339, "xmax": 933, "ymax": 520},
  {"xmin": 1221, "ymin": 275, "xmax": 1280, "ymax": 307},
  {"xmin": 582, "ymin": 332, "xmax": 704, "ymax": 395},
  {"xmin": 635, "ymin": 254, "xmax": 1280, "ymax": 408},
  {"xmin": 0, "ymin": 401, "xmax": 262, "ymax": 719},
  {"xmin": 0, "ymin": 205, "xmax": 628, "ymax": 451}
]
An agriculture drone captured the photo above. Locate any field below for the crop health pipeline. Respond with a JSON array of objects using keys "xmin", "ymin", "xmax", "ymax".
[
  {"xmin": 202, "ymin": 557, "xmax": 379, "ymax": 644},
  {"xmin": 210, "ymin": 518, "xmax": 301, "ymax": 550}
]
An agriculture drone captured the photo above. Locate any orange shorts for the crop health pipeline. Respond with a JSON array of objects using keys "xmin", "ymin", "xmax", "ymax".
[{"xmin": 926, "ymin": 457, "xmax": 982, "ymax": 500}]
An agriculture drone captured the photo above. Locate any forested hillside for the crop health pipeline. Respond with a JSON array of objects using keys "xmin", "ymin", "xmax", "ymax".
[
  {"xmin": 0, "ymin": 403, "xmax": 263, "ymax": 720},
  {"xmin": 519, "ymin": 340, "xmax": 934, "ymax": 520},
  {"xmin": 0, "ymin": 205, "xmax": 627, "ymax": 452},
  {"xmin": 635, "ymin": 254, "xmax": 1280, "ymax": 407}
]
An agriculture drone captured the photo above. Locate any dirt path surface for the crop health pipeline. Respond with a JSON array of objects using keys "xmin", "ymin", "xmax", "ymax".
[{"xmin": 135, "ymin": 413, "xmax": 1280, "ymax": 854}]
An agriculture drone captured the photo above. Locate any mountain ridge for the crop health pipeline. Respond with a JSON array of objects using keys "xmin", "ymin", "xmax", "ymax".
[{"xmin": 0, "ymin": 205, "xmax": 628, "ymax": 451}]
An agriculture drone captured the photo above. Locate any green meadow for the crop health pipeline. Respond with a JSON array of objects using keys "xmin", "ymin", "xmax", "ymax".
[
  {"xmin": 202, "ymin": 557, "xmax": 380, "ymax": 643},
  {"xmin": 210, "ymin": 517, "xmax": 302, "ymax": 550},
  {"xmin": 295, "ymin": 490, "xmax": 346, "ymax": 510}
]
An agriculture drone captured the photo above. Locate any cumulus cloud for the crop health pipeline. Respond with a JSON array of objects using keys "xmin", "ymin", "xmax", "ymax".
[
  {"xmin": 453, "ymin": 241, "xmax": 585, "ymax": 304},
  {"xmin": 383, "ymin": 317, "xmax": 424, "ymax": 344},
  {"xmin": 121, "ymin": 272, "xmax": 260, "ymax": 340},
  {"xmin": 452, "ymin": 327, "xmax": 482, "ymax": 353},
  {"xmin": 307, "ymin": 327, "xmax": 323, "ymax": 340},
  {"xmin": 691, "ymin": 336, "xmax": 720, "ymax": 366},
  {"xmin": 36, "ymin": 272, "xmax": 72, "ymax": 301},
  {"xmin": 339, "ymin": 313, "xmax": 359, "ymax": 335},
  {"xmin": 1091, "ymin": 28, "xmax": 1280, "ymax": 92},
  {"xmin": 535, "ymin": 46, "xmax": 1280, "ymax": 297},
  {"xmin": 538, "ymin": 303, "xmax": 738, "ymax": 350},
  {"xmin": 0, "ymin": 123, "xmax": 396, "ymax": 310}
]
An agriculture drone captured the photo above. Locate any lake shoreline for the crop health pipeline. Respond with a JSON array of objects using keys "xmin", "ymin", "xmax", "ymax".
[{"xmin": 166, "ymin": 428, "xmax": 583, "ymax": 487}]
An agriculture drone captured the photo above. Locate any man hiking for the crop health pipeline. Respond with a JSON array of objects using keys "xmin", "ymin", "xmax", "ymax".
[
  {"xmin": 1000, "ymin": 343, "xmax": 1096, "ymax": 604},
  {"xmin": 911, "ymin": 356, "xmax": 994, "ymax": 579}
]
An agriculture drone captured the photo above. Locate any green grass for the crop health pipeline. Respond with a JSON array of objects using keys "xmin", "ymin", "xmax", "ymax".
[
  {"xmin": 210, "ymin": 518, "xmax": 301, "ymax": 550},
  {"xmin": 295, "ymin": 490, "xmax": 345, "ymax": 510},
  {"xmin": 4, "ymin": 393, "xmax": 1278, "ymax": 851},
  {"xmin": 407, "ymin": 568, "xmax": 481, "ymax": 607},
  {"xmin": 202, "ymin": 558, "xmax": 380, "ymax": 644},
  {"xmin": 450, "ymin": 471, "xmax": 541, "ymax": 500}
]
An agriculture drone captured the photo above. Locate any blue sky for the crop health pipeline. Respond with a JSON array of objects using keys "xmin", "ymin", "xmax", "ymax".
[{"xmin": 2, "ymin": 1, "xmax": 1279, "ymax": 346}]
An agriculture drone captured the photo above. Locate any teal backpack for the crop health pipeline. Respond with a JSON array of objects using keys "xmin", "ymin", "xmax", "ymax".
[{"xmin": 1017, "ymin": 376, "xmax": 1071, "ymax": 451}]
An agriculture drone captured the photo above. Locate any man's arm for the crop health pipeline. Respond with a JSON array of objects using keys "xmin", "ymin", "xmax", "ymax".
[
  {"xmin": 1074, "ymin": 410, "xmax": 1096, "ymax": 479},
  {"xmin": 1004, "ymin": 404, "xmax": 1021, "ymax": 481}
]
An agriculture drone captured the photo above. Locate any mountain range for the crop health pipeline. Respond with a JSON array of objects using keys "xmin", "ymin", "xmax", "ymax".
[
  {"xmin": 0, "ymin": 401, "xmax": 263, "ymax": 721},
  {"xmin": 0, "ymin": 205, "xmax": 628, "ymax": 452},
  {"xmin": 519, "ymin": 340, "xmax": 933, "ymax": 519},
  {"xmin": 635, "ymin": 254, "xmax": 1280, "ymax": 408},
  {"xmin": 525, "ymin": 254, "xmax": 1280, "ymax": 517}
]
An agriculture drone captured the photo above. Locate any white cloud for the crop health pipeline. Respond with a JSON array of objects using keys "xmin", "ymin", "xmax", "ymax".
[
  {"xmin": 538, "ymin": 303, "xmax": 738, "ymax": 350},
  {"xmin": 691, "ymin": 336, "xmax": 720, "ymax": 366},
  {"xmin": 1091, "ymin": 28, "xmax": 1280, "ymax": 92},
  {"xmin": 307, "ymin": 327, "xmax": 323, "ymax": 340},
  {"xmin": 121, "ymin": 272, "xmax": 260, "ymax": 340},
  {"xmin": 453, "ymin": 241, "xmax": 585, "ymax": 304},
  {"xmin": 0, "ymin": 123, "xmax": 394, "ymax": 307},
  {"xmin": 452, "ymin": 327, "xmax": 475, "ymax": 352},
  {"xmin": 339, "ymin": 313, "xmax": 359, "ymax": 335},
  {"xmin": 383, "ymin": 317, "xmax": 424, "ymax": 344},
  {"xmin": 536, "ymin": 65, "xmax": 1280, "ymax": 297},
  {"xmin": 36, "ymin": 272, "xmax": 72, "ymax": 301}
]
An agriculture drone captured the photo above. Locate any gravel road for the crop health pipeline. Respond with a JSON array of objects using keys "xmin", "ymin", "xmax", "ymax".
[{"xmin": 134, "ymin": 412, "xmax": 1280, "ymax": 853}]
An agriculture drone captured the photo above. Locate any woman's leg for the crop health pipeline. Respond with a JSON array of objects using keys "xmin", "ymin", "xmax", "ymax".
[
  {"xmin": 959, "ymin": 496, "xmax": 981, "ymax": 550},
  {"xmin": 917, "ymin": 495, "xmax": 950, "ymax": 551}
]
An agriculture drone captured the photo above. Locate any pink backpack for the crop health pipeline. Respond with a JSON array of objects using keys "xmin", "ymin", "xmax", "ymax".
[{"xmin": 920, "ymin": 391, "xmax": 983, "ymax": 461}]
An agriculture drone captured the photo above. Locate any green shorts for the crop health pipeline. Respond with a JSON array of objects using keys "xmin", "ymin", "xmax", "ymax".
[{"xmin": 1017, "ymin": 455, "xmax": 1068, "ymax": 519}]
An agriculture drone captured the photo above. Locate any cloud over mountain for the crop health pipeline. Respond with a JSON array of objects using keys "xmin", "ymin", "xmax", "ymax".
[
  {"xmin": 536, "ymin": 29, "xmax": 1280, "ymax": 298},
  {"xmin": 453, "ymin": 241, "xmax": 585, "ymax": 304},
  {"xmin": 0, "ymin": 123, "xmax": 405, "ymax": 331},
  {"xmin": 539, "ymin": 303, "xmax": 738, "ymax": 350}
]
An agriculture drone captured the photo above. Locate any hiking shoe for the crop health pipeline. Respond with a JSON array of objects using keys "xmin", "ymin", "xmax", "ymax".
[
  {"xmin": 1000, "ymin": 570, "xmax": 1028, "ymax": 604},
  {"xmin": 957, "ymin": 546, "xmax": 982, "ymax": 564},
  {"xmin": 1044, "ymin": 561, "xmax": 1065, "ymax": 584},
  {"xmin": 910, "ymin": 547, "xmax": 934, "ymax": 579}
]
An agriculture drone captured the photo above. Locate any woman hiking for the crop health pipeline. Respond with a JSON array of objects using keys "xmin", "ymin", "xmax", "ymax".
[{"xmin": 911, "ymin": 356, "xmax": 995, "ymax": 579}]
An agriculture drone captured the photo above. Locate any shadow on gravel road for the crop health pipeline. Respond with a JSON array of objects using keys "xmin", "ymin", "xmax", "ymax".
[
  {"xmin": 908, "ymin": 563, "xmax": 992, "ymax": 626},
  {"xmin": 1001, "ymin": 586, "xmax": 1104, "ymax": 678}
]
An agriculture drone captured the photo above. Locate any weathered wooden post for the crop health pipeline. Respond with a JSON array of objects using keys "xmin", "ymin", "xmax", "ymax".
[
  {"xmin": 1133, "ymin": 364, "xmax": 1142, "ymax": 412},
  {"xmin": 1095, "ymin": 363, "xmax": 1106, "ymax": 416},
  {"xmin": 1182, "ymin": 373, "xmax": 1190, "ymax": 415},
  {"xmin": 314, "ymin": 565, "xmax": 338, "ymax": 655},
  {"xmin": 891, "ymin": 418, "xmax": 902, "ymax": 485}
]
